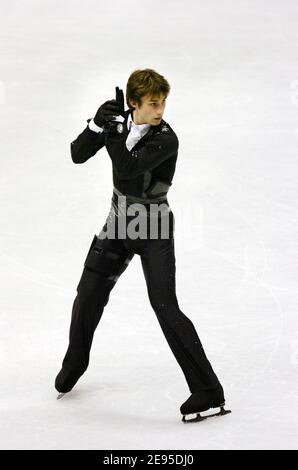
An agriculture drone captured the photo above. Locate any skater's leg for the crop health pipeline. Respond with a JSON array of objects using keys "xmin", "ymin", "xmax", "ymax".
[
  {"xmin": 55, "ymin": 233, "xmax": 134, "ymax": 393},
  {"xmin": 140, "ymin": 237, "xmax": 222, "ymax": 394}
]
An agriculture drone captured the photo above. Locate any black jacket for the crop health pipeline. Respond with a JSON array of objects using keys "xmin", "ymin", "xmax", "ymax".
[{"xmin": 70, "ymin": 109, "xmax": 179, "ymax": 199}]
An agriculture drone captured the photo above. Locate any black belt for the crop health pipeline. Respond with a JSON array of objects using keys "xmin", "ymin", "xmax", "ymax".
[{"xmin": 112, "ymin": 186, "xmax": 168, "ymax": 206}]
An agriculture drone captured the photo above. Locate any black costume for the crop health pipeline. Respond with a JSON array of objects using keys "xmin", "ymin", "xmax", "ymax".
[{"xmin": 55, "ymin": 109, "xmax": 224, "ymax": 401}]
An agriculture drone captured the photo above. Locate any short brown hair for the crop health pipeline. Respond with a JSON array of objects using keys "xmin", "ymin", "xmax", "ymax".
[{"xmin": 126, "ymin": 68, "xmax": 170, "ymax": 110}]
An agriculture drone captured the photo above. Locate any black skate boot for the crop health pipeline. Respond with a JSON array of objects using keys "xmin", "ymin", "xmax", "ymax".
[
  {"xmin": 180, "ymin": 385, "xmax": 231, "ymax": 423},
  {"xmin": 55, "ymin": 367, "xmax": 85, "ymax": 399}
]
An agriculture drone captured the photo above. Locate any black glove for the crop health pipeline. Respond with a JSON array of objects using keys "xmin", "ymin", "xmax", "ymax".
[
  {"xmin": 102, "ymin": 86, "xmax": 126, "ymax": 135},
  {"xmin": 115, "ymin": 86, "xmax": 125, "ymax": 118},
  {"xmin": 93, "ymin": 99, "xmax": 121, "ymax": 128}
]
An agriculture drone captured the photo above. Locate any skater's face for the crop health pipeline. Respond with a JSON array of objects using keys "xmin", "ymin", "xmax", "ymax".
[{"xmin": 131, "ymin": 93, "xmax": 167, "ymax": 126}]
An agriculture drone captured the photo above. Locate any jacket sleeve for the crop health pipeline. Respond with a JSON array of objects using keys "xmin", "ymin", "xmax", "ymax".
[
  {"xmin": 70, "ymin": 119, "xmax": 106, "ymax": 164},
  {"xmin": 105, "ymin": 130, "xmax": 179, "ymax": 179}
]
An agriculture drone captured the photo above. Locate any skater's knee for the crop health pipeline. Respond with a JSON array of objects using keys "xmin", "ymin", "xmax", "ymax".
[
  {"xmin": 150, "ymin": 299, "xmax": 188, "ymax": 323},
  {"xmin": 150, "ymin": 299, "xmax": 172, "ymax": 315},
  {"xmin": 76, "ymin": 271, "xmax": 110, "ymax": 308},
  {"xmin": 148, "ymin": 292, "xmax": 179, "ymax": 315},
  {"xmin": 81, "ymin": 234, "xmax": 133, "ymax": 283}
]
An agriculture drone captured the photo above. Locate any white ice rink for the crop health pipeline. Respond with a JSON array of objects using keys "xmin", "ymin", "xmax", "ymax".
[{"xmin": 0, "ymin": 0, "xmax": 298, "ymax": 450}]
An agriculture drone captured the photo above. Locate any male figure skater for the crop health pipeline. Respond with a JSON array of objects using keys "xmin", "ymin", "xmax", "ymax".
[{"xmin": 55, "ymin": 69, "xmax": 230, "ymax": 422}]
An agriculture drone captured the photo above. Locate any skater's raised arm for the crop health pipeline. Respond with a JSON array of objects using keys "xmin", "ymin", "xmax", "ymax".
[
  {"xmin": 70, "ymin": 98, "xmax": 122, "ymax": 164},
  {"xmin": 70, "ymin": 120, "xmax": 105, "ymax": 164}
]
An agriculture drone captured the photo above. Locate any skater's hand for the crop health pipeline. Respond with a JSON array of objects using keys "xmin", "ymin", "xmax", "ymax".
[
  {"xmin": 93, "ymin": 99, "xmax": 122, "ymax": 128},
  {"xmin": 100, "ymin": 86, "xmax": 126, "ymax": 134},
  {"xmin": 115, "ymin": 86, "xmax": 125, "ymax": 118}
]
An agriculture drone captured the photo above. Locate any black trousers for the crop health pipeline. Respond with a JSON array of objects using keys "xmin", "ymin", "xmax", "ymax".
[{"xmin": 55, "ymin": 209, "xmax": 222, "ymax": 394}]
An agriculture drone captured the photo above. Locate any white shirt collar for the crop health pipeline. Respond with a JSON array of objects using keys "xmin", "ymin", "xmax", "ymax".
[{"xmin": 127, "ymin": 111, "xmax": 151, "ymax": 132}]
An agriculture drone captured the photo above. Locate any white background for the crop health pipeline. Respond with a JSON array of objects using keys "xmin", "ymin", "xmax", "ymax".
[{"xmin": 0, "ymin": 0, "xmax": 297, "ymax": 449}]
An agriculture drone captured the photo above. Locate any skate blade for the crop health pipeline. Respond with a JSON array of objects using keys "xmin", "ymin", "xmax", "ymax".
[
  {"xmin": 57, "ymin": 393, "xmax": 66, "ymax": 400},
  {"xmin": 182, "ymin": 406, "xmax": 231, "ymax": 423}
]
